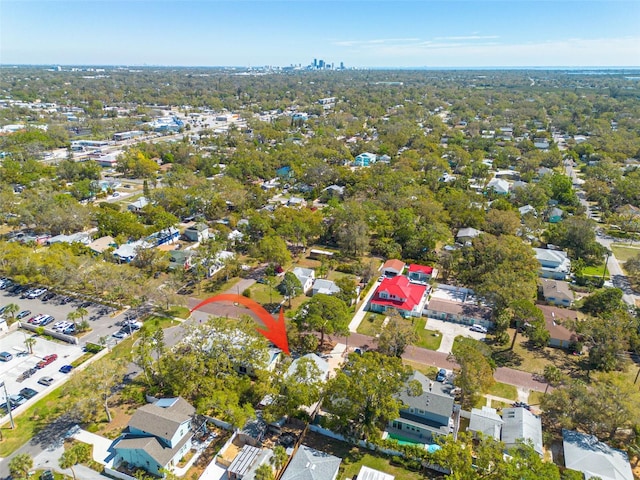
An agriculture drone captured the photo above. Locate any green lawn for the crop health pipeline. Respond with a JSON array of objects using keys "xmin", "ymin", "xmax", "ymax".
[
  {"xmin": 412, "ymin": 317, "xmax": 442, "ymax": 351},
  {"xmin": 487, "ymin": 382, "xmax": 518, "ymax": 400},
  {"xmin": 528, "ymin": 390, "xmax": 545, "ymax": 406},
  {"xmin": 164, "ymin": 305, "xmax": 190, "ymax": 319},
  {"xmin": 611, "ymin": 244, "xmax": 640, "ymax": 262},
  {"xmin": 302, "ymin": 431, "xmax": 424, "ymax": 480},
  {"xmin": 403, "ymin": 360, "xmax": 438, "ymax": 379},
  {"xmin": 581, "ymin": 263, "xmax": 609, "ymax": 279},
  {"xmin": 357, "ymin": 312, "xmax": 388, "ymax": 336},
  {"xmin": 247, "ymin": 283, "xmax": 285, "ymax": 305}
]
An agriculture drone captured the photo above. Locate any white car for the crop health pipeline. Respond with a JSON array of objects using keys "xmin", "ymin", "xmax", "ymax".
[{"xmin": 470, "ymin": 325, "xmax": 488, "ymax": 334}]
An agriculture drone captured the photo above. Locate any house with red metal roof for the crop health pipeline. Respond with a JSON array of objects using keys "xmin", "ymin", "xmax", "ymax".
[
  {"xmin": 368, "ymin": 276, "xmax": 429, "ymax": 318},
  {"xmin": 407, "ymin": 264, "xmax": 434, "ymax": 284}
]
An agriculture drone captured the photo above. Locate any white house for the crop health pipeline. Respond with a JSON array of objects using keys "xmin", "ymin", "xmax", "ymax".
[{"xmin": 292, "ymin": 267, "xmax": 315, "ymax": 293}]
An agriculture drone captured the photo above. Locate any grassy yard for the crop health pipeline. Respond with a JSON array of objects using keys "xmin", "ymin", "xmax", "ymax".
[
  {"xmin": 164, "ymin": 305, "xmax": 191, "ymax": 319},
  {"xmin": 403, "ymin": 360, "xmax": 439, "ymax": 379},
  {"xmin": 611, "ymin": 244, "xmax": 640, "ymax": 262},
  {"xmin": 412, "ymin": 317, "xmax": 443, "ymax": 351},
  {"xmin": 528, "ymin": 390, "xmax": 545, "ymax": 406},
  {"xmin": 490, "ymin": 329, "xmax": 581, "ymax": 376},
  {"xmin": 143, "ymin": 315, "xmax": 181, "ymax": 332},
  {"xmin": 302, "ymin": 431, "xmax": 425, "ymax": 480},
  {"xmin": 247, "ymin": 282, "xmax": 285, "ymax": 305},
  {"xmin": 357, "ymin": 312, "xmax": 388, "ymax": 337},
  {"xmin": 581, "ymin": 263, "xmax": 609, "ymax": 279},
  {"xmin": 487, "ymin": 382, "xmax": 518, "ymax": 400}
]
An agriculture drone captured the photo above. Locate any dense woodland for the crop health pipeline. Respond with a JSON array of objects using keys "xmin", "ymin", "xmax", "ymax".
[{"xmin": 1, "ymin": 67, "xmax": 640, "ymax": 478}]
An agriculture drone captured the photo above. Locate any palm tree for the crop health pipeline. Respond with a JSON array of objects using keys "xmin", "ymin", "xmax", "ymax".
[
  {"xmin": 66, "ymin": 310, "xmax": 79, "ymax": 327},
  {"xmin": 75, "ymin": 307, "xmax": 89, "ymax": 323},
  {"xmin": 24, "ymin": 336, "xmax": 36, "ymax": 354},
  {"xmin": 3, "ymin": 303, "xmax": 20, "ymax": 324},
  {"xmin": 9, "ymin": 453, "xmax": 33, "ymax": 480}
]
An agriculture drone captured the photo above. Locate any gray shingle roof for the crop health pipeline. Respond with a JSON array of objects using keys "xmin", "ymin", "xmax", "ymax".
[
  {"xmin": 127, "ymin": 397, "xmax": 195, "ymax": 443},
  {"xmin": 396, "ymin": 371, "xmax": 454, "ymax": 420},
  {"xmin": 469, "ymin": 406, "xmax": 503, "ymax": 440},
  {"xmin": 501, "ymin": 407, "xmax": 543, "ymax": 456},
  {"xmin": 563, "ymin": 429, "xmax": 633, "ymax": 480},
  {"xmin": 280, "ymin": 445, "xmax": 341, "ymax": 480},
  {"xmin": 114, "ymin": 430, "xmax": 193, "ymax": 468}
]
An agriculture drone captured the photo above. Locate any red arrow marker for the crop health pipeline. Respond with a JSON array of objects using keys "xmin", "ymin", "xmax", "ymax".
[{"xmin": 190, "ymin": 294, "xmax": 290, "ymax": 356}]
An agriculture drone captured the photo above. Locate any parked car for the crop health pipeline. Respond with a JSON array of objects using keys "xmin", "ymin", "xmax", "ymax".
[
  {"xmin": 470, "ymin": 324, "xmax": 488, "ymax": 334},
  {"xmin": 112, "ymin": 330, "xmax": 129, "ymax": 339},
  {"xmin": 19, "ymin": 387, "xmax": 38, "ymax": 399},
  {"xmin": 27, "ymin": 288, "xmax": 47, "ymax": 299},
  {"xmin": 42, "ymin": 292, "xmax": 56, "ymax": 301},
  {"xmin": 40, "ymin": 470, "xmax": 54, "ymax": 480},
  {"xmin": 16, "ymin": 310, "xmax": 31, "ymax": 319},
  {"xmin": 59, "ymin": 365, "xmax": 73, "ymax": 374},
  {"xmin": 38, "ymin": 376, "xmax": 54, "ymax": 386},
  {"xmin": 436, "ymin": 368, "xmax": 447, "ymax": 382},
  {"xmin": 0, "ymin": 351, "xmax": 13, "ymax": 362},
  {"xmin": 79, "ymin": 301, "xmax": 92, "ymax": 308},
  {"xmin": 36, "ymin": 354, "xmax": 58, "ymax": 369},
  {"xmin": 8, "ymin": 394, "xmax": 25, "ymax": 406}
]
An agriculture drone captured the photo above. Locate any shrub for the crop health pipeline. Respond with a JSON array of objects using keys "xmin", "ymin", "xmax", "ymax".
[
  {"xmin": 85, "ymin": 343, "xmax": 104, "ymax": 354},
  {"xmin": 242, "ymin": 288, "xmax": 251, "ymax": 298}
]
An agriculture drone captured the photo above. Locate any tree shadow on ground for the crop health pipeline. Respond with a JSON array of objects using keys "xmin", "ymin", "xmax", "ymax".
[{"xmin": 492, "ymin": 349, "xmax": 524, "ymax": 368}]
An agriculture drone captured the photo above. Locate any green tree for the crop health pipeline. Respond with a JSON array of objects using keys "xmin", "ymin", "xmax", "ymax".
[
  {"xmin": 59, "ymin": 442, "xmax": 91, "ymax": 480},
  {"xmin": 9, "ymin": 453, "xmax": 33, "ymax": 480},
  {"xmin": 581, "ymin": 288, "xmax": 624, "ymax": 316},
  {"xmin": 271, "ymin": 445, "xmax": 288, "ymax": 471},
  {"xmin": 2, "ymin": 303, "xmax": 20, "ymax": 323},
  {"xmin": 254, "ymin": 464, "xmax": 274, "ymax": 480},
  {"xmin": 375, "ymin": 312, "xmax": 418, "ymax": 357},
  {"xmin": 324, "ymin": 352, "xmax": 409, "ymax": 441},
  {"xmin": 279, "ymin": 272, "xmax": 302, "ymax": 308},
  {"xmin": 24, "ymin": 335, "xmax": 36, "ymax": 354},
  {"xmin": 254, "ymin": 235, "xmax": 291, "ymax": 267},
  {"xmin": 509, "ymin": 300, "xmax": 546, "ymax": 349},
  {"xmin": 451, "ymin": 337, "xmax": 495, "ymax": 409},
  {"xmin": 294, "ymin": 294, "xmax": 350, "ymax": 347}
]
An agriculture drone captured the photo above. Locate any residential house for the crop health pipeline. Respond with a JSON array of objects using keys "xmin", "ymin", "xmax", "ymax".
[
  {"xmin": 292, "ymin": 267, "xmax": 315, "ymax": 293},
  {"xmin": 227, "ymin": 445, "xmax": 274, "ymax": 480},
  {"xmin": 146, "ymin": 227, "xmax": 180, "ymax": 247},
  {"xmin": 127, "ymin": 196, "xmax": 149, "ymax": 213},
  {"xmin": 425, "ymin": 285, "xmax": 493, "ymax": 328},
  {"xmin": 113, "ymin": 397, "xmax": 197, "ymax": 476},
  {"xmin": 541, "ymin": 279, "xmax": 574, "ymax": 307},
  {"xmin": 538, "ymin": 305, "xmax": 578, "ymax": 349},
  {"xmin": 546, "ymin": 207, "xmax": 564, "ymax": 223},
  {"xmin": 456, "ymin": 227, "xmax": 482, "ymax": 244},
  {"xmin": 208, "ymin": 250, "xmax": 235, "ymax": 277},
  {"xmin": 501, "ymin": 407, "xmax": 543, "ymax": 456},
  {"xmin": 381, "ymin": 259, "xmax": 406, "ymax": 277},
  {"xmin": 280, "ymin": 445, "xmax": 341, "ymax": 480},
  {"xmin": 354, "ymin": 152, "xmax": 377, "ymax": 167},
  {"xmin": 369, "ymin": 276, "xmax": 429, "ymax": 318},
  {"xmin": 468, "ymin": 406, "xmax": 503, "ymax": 441},
  {"xmin": 168, "ymin": 250, "xmax": 196, "ymax": 272},
  {"xmin": 533, "ymin": 248, "xmax": 571, "ymax": 280},
  {"xmin": 321, "ymin": 185, "xmax": 345, "ymax": 199},
  {"xmin": 562, "ymin": 429, "xmax": 633, "ymax": 480},
  {"xmin": 407, "ymin": 264, "xmax": 434, "ymax": 284},
  {"xmin": 311, "ymin": 278, "xmax": 340, "ymax": 296},
  {"xmin": 183, "ymin": 223, "xmax": 209, "ymax": 243},
  {"xmin": 518, "ymin": 205, "xmax": 536, "ymax": 216},
  {"xmin": 357, "ymin": 466, "xmax": 395, "ymax": 480},
  {"xmin": 287, "ymin": 353, "xmax": 330, "ymax": 383},
  {"xmin": 87, "ymin": 236, "xmax": 116, "ymax": 255},
  {"xmin": 113, "ymin": 240, "xmax": 152, "ymax": 263},
  {"xmin": 46, "ymin": 232, "xmax": 92, "ymax": 246},
  {"xmin": 487, "ymin": 178, "xmax": 510, "ymax": 195},
  {"xmin": 388, "ymin": 371, "xmax": 454, "ymax": 443},
  {"xmin": 228, "ymin": 229, "xmax": 244, "ymax": 245}
]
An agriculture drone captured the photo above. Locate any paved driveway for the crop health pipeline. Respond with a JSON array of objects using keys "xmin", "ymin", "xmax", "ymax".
[{"xmin": 422, "ymin": 317, "xmax": 487, "ymax": 353}]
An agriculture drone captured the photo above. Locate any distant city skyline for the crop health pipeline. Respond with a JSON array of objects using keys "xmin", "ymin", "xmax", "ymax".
[{"xmin": 1, "ymin": 1, "xmax": 639, "ymax": 68}]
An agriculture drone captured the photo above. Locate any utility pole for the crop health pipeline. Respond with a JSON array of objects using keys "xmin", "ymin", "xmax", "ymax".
[{"xmin": 1, "ymin": 381, "xmax": 15, "ymax": 429}]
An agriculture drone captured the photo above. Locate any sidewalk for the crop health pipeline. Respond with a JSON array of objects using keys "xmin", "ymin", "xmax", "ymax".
[{"xmin": 348, "ymin": 278, "xmax": 382, "ymax": 332}]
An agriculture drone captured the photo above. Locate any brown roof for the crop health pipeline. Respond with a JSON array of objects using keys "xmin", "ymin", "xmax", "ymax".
[
  {"xmin": 541, "ymin": 280, "xmax": 574, "ymax": 302},
  {"xmin": 538, "ymin": 304, "xmax": 577, "ymax": 342},
  {"xmin": 382, "ymin": 259, "xmax": 406, "ymax": 272},
  {"xmin": 427, "ymin": 298, "xmax": 493, "ymax": 321}
]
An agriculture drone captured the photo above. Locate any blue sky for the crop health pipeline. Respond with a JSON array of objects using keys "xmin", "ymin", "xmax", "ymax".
[{"xmin": 2, "ymin": 1, "xmax": 639, "ymax": 67}]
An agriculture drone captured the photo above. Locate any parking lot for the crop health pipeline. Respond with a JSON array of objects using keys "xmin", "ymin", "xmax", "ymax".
[
  {"xmin": 1, "ymin": 287, "xmax": 131, "ymax": 347},
  {"xmin": 0, "ymin": 330, "xmax": 84, "ymax": 421}
]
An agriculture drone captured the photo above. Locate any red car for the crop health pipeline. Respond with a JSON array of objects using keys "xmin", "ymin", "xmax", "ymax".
[{"xmin": 36, "ymin": 354, "xmax": 58, "ymax": 369}]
